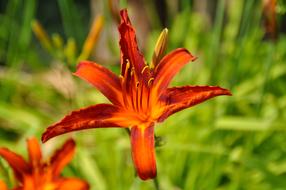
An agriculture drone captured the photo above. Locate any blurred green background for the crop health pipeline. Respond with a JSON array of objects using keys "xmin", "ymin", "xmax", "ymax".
[{"xmin": 1, "ymin": 0, "xmax": 286, "ymax": 189}]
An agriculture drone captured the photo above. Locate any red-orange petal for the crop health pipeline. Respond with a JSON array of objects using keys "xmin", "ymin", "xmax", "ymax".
[
  {"xmin": 51, "ymin": 139, "xmax": 75, "ymax": 176},
  {"xmin": 118, "ymin": 9, "xmax": 150, "ymax": 83},
  {"xmin": 0, "ymin": 180, "xmax": 8, "ymax": 190},
  {"xmin": 130, "ymin": 123, "xmax": 157, "ymax": 180},
  {"xmin": 41, "ymin": 104, "xmax": 128, "ymax": 142},
  {"xmin": 158, "ymin": 85, "xmax": 232, "ymax": 121},
  {"xmin": 57, "ymin": 178, "xmax": 89, "ymax": 190},
  {"xmin": 22, "ymin": 175, "xmax": 34, "ymax": 190},
  {"xmin": 153, "ymin": 48, "xmax": 196, "ymax": 97},
  {"xmin": 27, "ymin": 137, "xmax": 42, "ymax": 168},
  {"xmin": 0, "ymin": 148, "xmax": 30, "ymax": 182},
  {"xmin": 74, "ymin": 61, "xmax": 123, "ymax": 105}
]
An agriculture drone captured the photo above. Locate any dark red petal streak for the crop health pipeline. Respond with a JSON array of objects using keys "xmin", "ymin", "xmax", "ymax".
[
  {"xmin": 27, "ymin": 137, "xmax": 42, "ymax": 168},
  {"xmin": 159, "ymin": 85, "xmax": 232, "ymax": 121},
  {"xmin": 0, "ymin": 148, "xmax": 29, "ymax": 182},
  {"xmin": 153, "ymin": 48, "xmax": 196, "ymax": 97},
  {"xmin": 74, "ymin": 61, "xmax": 123, "ymax": 105},
  {"xmin": 42, "ymin": 104, "xmax": 128, "ymax": 142},
  {"xmin": 51, "ymin": 139, "xmax": 75, "ymax": 176},
  {"xmin": 131, "ymin": 123, "xmax": 157, "ymax": 180},
  {"xmin": 118, "ymin": 9, "xmax": 150, "ymax": 82}
]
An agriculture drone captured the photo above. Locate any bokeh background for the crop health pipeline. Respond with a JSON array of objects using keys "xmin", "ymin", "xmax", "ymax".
[{"xmin": 1, "ymin": 0, "xmax": 286, "ymax": 189}]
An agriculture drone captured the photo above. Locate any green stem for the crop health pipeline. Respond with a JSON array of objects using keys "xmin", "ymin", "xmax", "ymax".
[
  {"xmin": 256, "ymin": 43, "xmax": 275, "ymax": 115},
  {"xmin": 154, "ymin": 177, "xmax": 160, "ymax": 190}
]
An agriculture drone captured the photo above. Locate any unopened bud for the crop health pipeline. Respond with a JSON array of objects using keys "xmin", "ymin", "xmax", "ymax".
[
  {"xmin": 78, "ymin": 15, "xmax": 104, "ymax": 61},
  {"xmin": 150, "ymin": 28, "xmax": 168, "ymax": 69},
  {"xmin": 31, "ymin": 20, "xmax": 53, "ymax": 52}
]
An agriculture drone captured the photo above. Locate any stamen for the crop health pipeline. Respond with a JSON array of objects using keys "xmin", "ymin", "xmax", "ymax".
[
  {"xmin": 135, "ymin": 84, "xmax": 140, "ymax": 112},
  {"xmin": 141, "ymin": 65, "xmax": 149, "ymax": 74},
  {"xmin": 123, "ymin": 59, "xmax": 130, "ymax": 77},
  {"xmin": 133, "ymin": 67, "xmax": 139, "ymax": 84},
  {"xmin": 121, "ymin": 59, "xmax": 131, "ymax": 108},
  {"xmin": 130, "ymin": 67, "xmax": 135, "ymax": 76},
  {"xmin": 130, "ymin": 72, "xmax": 137, "ymax": 111},
  {"xmin": 148, "ymin": 78, "xmax": 154, "ymax": 86},
  {"xmin": 126, "ymin": 60, "xmax": 130, "ymax": 68}
]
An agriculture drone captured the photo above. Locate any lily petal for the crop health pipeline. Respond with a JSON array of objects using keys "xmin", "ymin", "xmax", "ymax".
[
  {"xmin": 118, "ymin": 9, "xmax": 150, "ymax": 82},
  {"xmin": 153, "ymin": 48, "xmax": 196, "ymax": 97},
  {"xmin": 74, "ymin": 61, "xmax": 123, "ymax": 105},
  {"xmin": 0, "ymin": 148, "xmax": 30, "ymax": 182},
  {"xmin": 57, "ymin": 178, "xmax": 89, "ymax": 190},
  {"xmin": 27, "ymin": 137, "xmax": 42, "ymax": 168},
  {"xmin": 130, "ymin": 123, "xmax": 157, "ymax": 180},
  {"xmin": 42, "ymin": 104, "xmax": 130, "ymax": 142},
  {"xmin": 159, "ymin": 85, "xmax": 232, "ymax": 121},
  {"xmin": 51, "ymin": 139, "xmax": 75, "ymax": 176},
  {"xmin": 22, "ymin": 176, "xmax": 34, "ymax": 190},
  {"xmin": 0, "ymin": 180, "xmax": 8, "ymax": 190}
]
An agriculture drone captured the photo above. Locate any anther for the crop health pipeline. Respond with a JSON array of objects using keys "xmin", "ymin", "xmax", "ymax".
[
  {"xmin": 130, "ymin": 68, "xmax": 135, "ymax": 76},
  {"xmin": 123, "ymin": 59, "xmax": 130, "ymax": 77},
  {"xmin": 141, "ymin": 65, "xmax": 149, "ymax": 74},
  {"xmin": 148, "ymin": 78, "xmax": 154, "ymax": 86},
  {"xmin": 125, "ymin": 59, "xmax": 130, "ymax": 69}
]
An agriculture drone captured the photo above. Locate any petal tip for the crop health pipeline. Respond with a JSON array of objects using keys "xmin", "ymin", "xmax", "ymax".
[
  {"xmin": 192, "ymin": 56, "xmax": 198, "ymax": 62},
  {"xmin": 41, "ymin": 128, "xmax": 53, "ymax": 143},
  {"xmin": 74, "ymin": 61, "xmax": 92, "ymax": 73},
  {"xmin": 41, "ymin": 133, "xmax": 48, "ymax": 143},
  {"xmin": 174, "ymin": 48, "xmax": 197, "ymax": 62},
  {"xmin": 27, "ymin": 137, "xmax": 38, "ymax": 144},
  {"xmin": 212, "ymin": 86, "xmax": 232, "ymax": 97},
  {"xmin": 220, "ymin": 88, "xmax": 232, "ymax": 96},
  {"xmin": 65, "ymin": 138, "xmax": 76, "ymax": 148},
  {"xmin": 73, "ymin": 61, "xmax": 87, "ymax": 77},
  {"xmin": 208, "ymin": 86, "xmax": 232, "ymax": 96},
  {"xmin": 119, "ymin": 9, "xmax": 127, "ymax": 15},
  {"xmin": 138, "ymin": 170, "xmax": 157, "ymax": 180},
  {"xmin": 119, "ymin": 9, "xmax": 130, "ymax": 24},
  {"xmin": 41, "ymin": 124, "xmax": 62, "ymax": 143}
]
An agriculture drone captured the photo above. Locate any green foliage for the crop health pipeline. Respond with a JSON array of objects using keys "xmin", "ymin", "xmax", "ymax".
[
  {"xmin": 1, "ymin": 0, "xmax": 286, "ymax": 189},
  {"xmin": 0, "ymin": 0, "xmax": 37, "ymax": 67}
]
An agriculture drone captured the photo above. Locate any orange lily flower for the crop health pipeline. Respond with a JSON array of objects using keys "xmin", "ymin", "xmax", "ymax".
[
  {"xmin": 42, "ymin": 9, "xmax": 231, "ymax": 180},
  {"xmin": 0, "ymin": 138, "xmax": 89, "ymax": 190}
]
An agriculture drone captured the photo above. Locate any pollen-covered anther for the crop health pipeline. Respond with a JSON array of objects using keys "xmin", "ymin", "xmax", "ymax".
[
  {"xmin": 125, "ymin": 59, "xmax": 130, "ymax": 64},
  {"xmin": 141, "ymin": 65, "xmax": 149, "ymax": 74},
  {"xmin": 130, "ymin": 68, "xmax": 135, "ymax": 76},
  {"xmin": 123, "ymin": 59, "xmax": 131, "ymax": 77},
  {"xmin": 136, "ymin": 82, "xmax": 140, "ymax": 88},
  {"xmin": 148, "ymin": 78, "xmax": 154, "ymax": 86}
]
